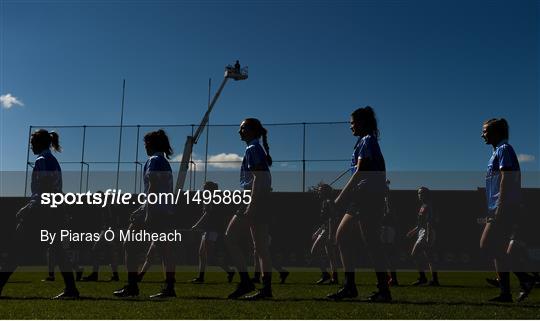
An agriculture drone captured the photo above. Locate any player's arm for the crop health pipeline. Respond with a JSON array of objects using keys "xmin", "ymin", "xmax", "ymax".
[
  {"xmin": 495, "ymin": 170, "xmax": 514, "ymax": 221},
  {"xmin": 244, "ymin": 164, "xmax": 269, "ymax": 216},
  {"xmin": 335, "ymin": 157, "xmax": 365, "ymax": 208},
  {"xmin": 192, "ymin": 212, "xmax": 207, "ymax": 230},
  {"xmin": 406, "ymin": 226, "xmax": 418, "ymax": 238}
]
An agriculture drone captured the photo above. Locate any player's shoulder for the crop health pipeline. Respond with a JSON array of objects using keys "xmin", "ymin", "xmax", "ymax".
[
  {"xmin": 246, "ymin": 140, "xmax": 262, "ymax": 150},
  {"xmin": 147, "ymin": 154, "xmax": 171, "ymax": 170},
  {"xmin": 246, "ymin": 141, "xmax": 265, "ymax": 155},
  {"xmin": 359, "ymin": 134, "xmax": 378, "ymax": 147},
  {"xmin": 496, "ymin": 142, "xmax": 515, "ymax": 154},
  {"xmin": 35, "ymin": 151, "xmax": 59, "ymax": 169},
  {"xmin": 495, "ymin": 143, "xmax": 519, "ymax": 163}
]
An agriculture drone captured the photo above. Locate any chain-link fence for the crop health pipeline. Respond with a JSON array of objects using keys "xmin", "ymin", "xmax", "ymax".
[{"xmin": 23, "ymin": 122, "xmax": 355, "ymax": 196}]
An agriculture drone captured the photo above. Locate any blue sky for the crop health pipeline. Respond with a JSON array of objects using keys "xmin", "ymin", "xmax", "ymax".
[{"xmin": 0, "ymin": 0, "xmax": 538, "ymax": 193}]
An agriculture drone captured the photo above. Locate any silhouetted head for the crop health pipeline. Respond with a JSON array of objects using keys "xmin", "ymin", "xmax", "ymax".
[
  {"xmin": 417, "ymin": 186, "xmax": 430, "ymax": 202},
  {"xmin": 203, "ymin": 181, "xmax": 219, "ymax": 191},
  {"xmin": 482, "ymin": 118, "xmax": 509, "ymax": 147},
  {"xmin": 350, "ymin": 106, "xmax": 379, "ymax": 138},
  {"xmin": 315, "ymin": 182, "xmax": 333, "ymax": 199},
  {"xmin": 144, "ymin": 129, "xmax": 173, "ymax": 159},
  {"xmin": 31, "ymin": 129, "xmax": 61, "ymax": 155},
  {"xmin": 238, "ymin": 118, "xmax": 272, "ymax": 166}
]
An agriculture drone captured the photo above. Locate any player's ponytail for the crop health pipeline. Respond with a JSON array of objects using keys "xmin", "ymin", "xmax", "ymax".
[
  {"xmin": 260, "ymin": 126, "xmax": 273, "ymax": 167},
  {"xmin": 244, "ymin": 118, "xmax": 272, "ymax": 167},
  {"xmin": 49, "ymin": 131, "xmax": 62, "ymax": 152}
]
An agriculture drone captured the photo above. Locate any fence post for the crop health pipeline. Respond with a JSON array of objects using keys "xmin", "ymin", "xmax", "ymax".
[
  {"xmin": 302, "ymin": 122, "xmax": 306, "ymax": 192},
  {"xmin": 116, "ymin": 79, "xmax": 126, "ymax": 191},
  {"xmin": 23, "ymin": 125, "xmax": 33, "ymax": 197},
  {"xmin": 134, "ymin": 125, "xmax": 140, "ymax": 194},
  {"xmin": 79, "ymin": 125, "xmax": 87, "ymax": 193}
]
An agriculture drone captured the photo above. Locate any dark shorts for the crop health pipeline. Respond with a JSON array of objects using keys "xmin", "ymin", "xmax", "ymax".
[
  {"xmin": 145, "ymin": 211, "xmax": 175, "ymax": 234},
  {"xmin": 346, "ymin": 192, "xmax": 385, "ymax": 220},
  {"xmin": 237, "ymin": 194, "xmax": 272, "ymax": 226}
]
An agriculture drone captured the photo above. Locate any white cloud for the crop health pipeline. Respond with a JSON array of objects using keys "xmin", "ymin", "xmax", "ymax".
[
  {"xmin": 518, "ymin": 154, "xmax": 535, "ymax": 163},
  {"xmin": 171, "ymin": 153, "xmax": 205, "ymax": 171},
  {"xmin": 0, "ymin": 93, "xmax": 24, "ymax": 109},
  {"xmin": 207, "ymin": 153, "xmax": 242, "ymax": 169},
  {"xmin": 171, "ymin": 152, "xmax": 242, "ymax": 171}
]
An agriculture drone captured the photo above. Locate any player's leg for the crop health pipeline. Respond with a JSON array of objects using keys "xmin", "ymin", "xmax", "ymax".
[
  {"xmin": 426, "ymin": 248, "xmax": 439, "ymax": 286},
  {"xmin": 137, "ymin": 241, "xmax": 156, "ymax": 282},
  {"xmin": 149, "ymin": 240, "xmax": 176, "ymax": 298},
  {"xmin": 108, "ymin": 238, "xmax": 120, "ymax": 281},
  {"xmin": 326, "ymin": 243, "xmax": 339, "ymax": 284},
  {"xmin": 327, "ymin": 220, "xmax": 340, "ymax": 284},
  {"xmin": 244, "ymin": 223, "xmax": 273, "ymax": 299},
  {"xmin": 214, "ymin": 234, "xmax": 235, "ymax": 282},
  {"xmin": 1, "ymin": 208, "xmax": 35, "ymax": 296},
  {"xmin": 271, "ymin": 249, "xmax": 289, "ymax": 284},
  {"xmin": 410, "ymin": 236, "xmax": 428, "ymax": 285},
  {"xmin": 327, "ymin": 213, "xmax": 359, "ymax": 299},
  {"xmin": 225, "ymin": 214, "xmax": 255, "ymax": 298},
  {"xmin": 192, "ymin": 234, "xmax": 207, "ymax": 283},
  {"xmin": 313, "ymin": 236, "xmax": 330, "ymax": 284},
  {"xmin": 113, "ymin": 226, "xmax": 141, "ymax": 297},
  {"xmin": 359, "ymin": 214, "xmax": 391, "ymax": 302},
  {"xmin": 42, "ymin": 246, "xmax": 56, "ymax": 281},
  {"xmin": 82, "ymin": 233, "xmax": 104, "ymax": 281},
  {"xmin": 50, "ymin": 241, "xmax": 79, "ymax": 299},
  {"xmin": 481, "ymin": 222, "xmax": 512, "ymax": 302},
  {"xmin": 251, "ymin": 249, "xmax": 261, "ymax": 283}
]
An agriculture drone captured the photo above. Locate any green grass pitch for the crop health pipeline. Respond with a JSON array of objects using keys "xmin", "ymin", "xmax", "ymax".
[{"xmin": 0, "ymin": 268, "xmax": 539, "ymax": 319}]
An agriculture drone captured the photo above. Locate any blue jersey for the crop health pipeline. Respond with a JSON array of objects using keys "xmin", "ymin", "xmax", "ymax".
[
  {"xmin": 143, "ymin": 152, "xmax": 173, "ymax": 194},
  {"xmin": 350, "ymin": 134, "xmax": 386, "ymax": 192},
  {"xmin": 240, "ymin": 139, "xmax": 271, "ymax": 190},
  {"xmin": 142, "ymin": 152, "xmax": 173, "ymax": 217},
  {"xmin": 485, "ymin": 140, "xmax": 521, "ymax": 211},
  {"xmin": 31, "ymin": 150, "xmax": 62, "ymax": 202}
]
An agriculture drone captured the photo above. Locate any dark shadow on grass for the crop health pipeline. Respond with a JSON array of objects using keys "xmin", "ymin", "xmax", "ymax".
[
  {"xmin": 181, "ymin": 296, "xmax": 540, "ymax": 309},
  {"xmin": 404, "ymin": 284, "xmax": 493, "ymax": 289},
  {"xmin": 1, "ymin": 294, "xmax": 538, "ymax": 309},
  {"xmin": 0, "ymin": 295, "xmax": 181, "ymax": 302}
]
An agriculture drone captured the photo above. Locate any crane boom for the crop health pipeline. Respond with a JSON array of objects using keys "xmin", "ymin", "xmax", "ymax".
[{"xmin": 175, "ymin": 63, "xmax": 247, "ymax": 192}]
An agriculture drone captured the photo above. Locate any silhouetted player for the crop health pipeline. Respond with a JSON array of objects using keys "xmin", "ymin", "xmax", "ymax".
[
  {"xmin": 381, "ymin": 179, "xmax": 399, "ymax": 286},
  {"xmin": 81, "ymin": 191, "xmax": 121, "ymax": 282},
  {"xmin": 311, "ymin": 183, "xmax": 339, "ymax": 285},
  {"xmin": 225, "ymin": 118, "xmax": 274, "ymax": 300},
  {"xmin": 0, "ymin": 129, "xmax": 79, "ymax": 299},
  {"xmin": 479, "ymin": 118, "xmax": 535, "ymax": 302},
  {"xmin": 190, "ymin": 181, "xmax": 235, "ymax": 284},
  {"xmin": 114, "ymin": 129, "xmax": 177, "ymax": 298},
  {"xmin": 327, "ymin": 106, "xmax": 391, "ymax": 302},
  {"xmin": 406, "ymin": 187, "xmax": 439, "ymax": 286}
]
